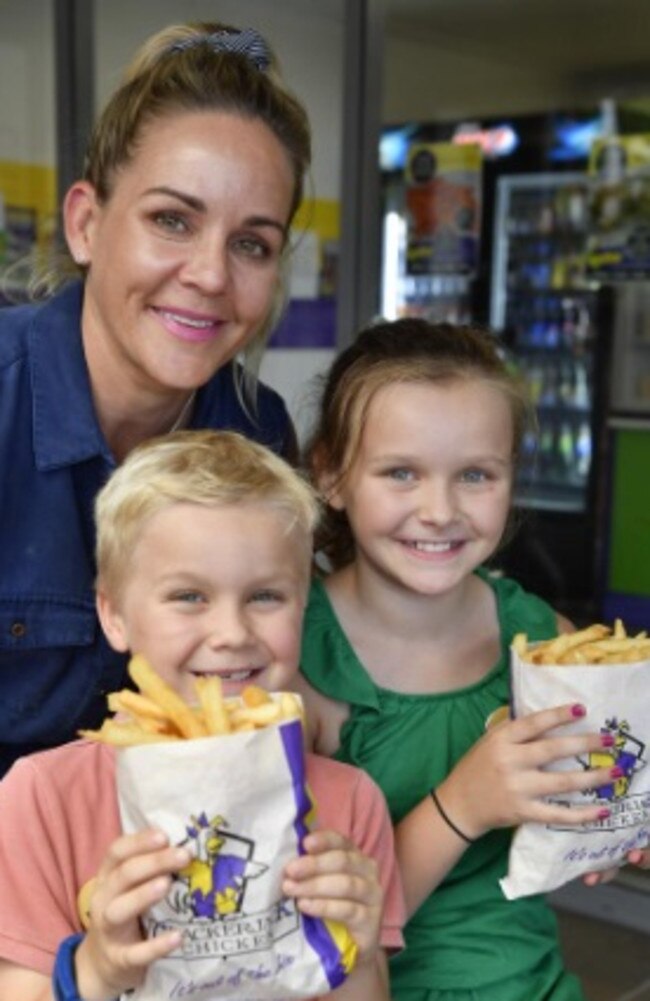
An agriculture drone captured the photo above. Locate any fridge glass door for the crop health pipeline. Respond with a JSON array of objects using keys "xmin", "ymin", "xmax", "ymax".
[{"xmin": 491, "ymin": 173, "xmax": 597, "ymax": 512}]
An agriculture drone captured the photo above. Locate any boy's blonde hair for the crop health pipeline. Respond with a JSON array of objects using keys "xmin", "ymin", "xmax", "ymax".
[{"xmin": 96, "ymin": 430, "xmax": 319, "ymax": 597}]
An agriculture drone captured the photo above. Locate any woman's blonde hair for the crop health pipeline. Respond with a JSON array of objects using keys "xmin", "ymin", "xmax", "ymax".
[
  {"xmin": 96, "ymin": 429, "xmax": 319, "ymax": 598},
  {"xmin": 38, "ymin": 21, "xmax": 311, "ymax": 383}
]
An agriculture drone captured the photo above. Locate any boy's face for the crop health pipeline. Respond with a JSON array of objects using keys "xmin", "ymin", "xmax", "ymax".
[{"xmin": 97, "ymin": 501, "xmax": 309, "ymax": 701}]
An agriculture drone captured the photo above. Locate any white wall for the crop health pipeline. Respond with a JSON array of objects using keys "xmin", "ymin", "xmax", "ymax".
[
  {"xmin": 94, "ymin": 0, "xmax": 343, "ymax": 441},
  {"xmin": 0, "ymin": 0, "xmax": 55, "ymax": 161}
]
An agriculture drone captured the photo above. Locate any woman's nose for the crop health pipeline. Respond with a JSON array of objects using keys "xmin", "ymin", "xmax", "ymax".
[{"xmin": 181, "ymin": 236, "xmax": 229, "ymax": 294}]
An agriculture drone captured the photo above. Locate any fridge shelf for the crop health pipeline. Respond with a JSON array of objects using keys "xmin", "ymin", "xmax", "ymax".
[
  {"xmin": 535, "ymin": 403, "xmax": 591, "ymax": 415},
  {"xmin": 513, "ymin": 493, "xmax": 586, "ymax": 514}
]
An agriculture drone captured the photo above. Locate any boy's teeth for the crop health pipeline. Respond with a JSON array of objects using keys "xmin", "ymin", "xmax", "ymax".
[{"xmin": 222, "ymin": 669, "xmax": 253, "ymax": 681}]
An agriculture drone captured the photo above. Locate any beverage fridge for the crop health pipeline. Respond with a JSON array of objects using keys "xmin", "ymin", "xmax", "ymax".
[
  {"xmin": 489, "ymin": 172, "xmax": 614, "ymax": 622},
  {"xmin": 600, "ymin": 281, "xmax": 650, "ymax": 630}
]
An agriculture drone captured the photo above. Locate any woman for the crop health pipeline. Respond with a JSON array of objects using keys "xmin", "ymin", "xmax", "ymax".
[{"xmin": 0, "ymin": 20, "xmax": 311, "ymax": 775}]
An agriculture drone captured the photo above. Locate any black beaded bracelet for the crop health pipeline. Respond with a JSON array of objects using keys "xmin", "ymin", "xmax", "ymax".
[{"xmin": 430, "ymin": 788, "xmax": 475, "ymax": 845}]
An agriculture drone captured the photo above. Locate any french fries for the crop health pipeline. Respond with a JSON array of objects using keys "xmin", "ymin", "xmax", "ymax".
[
  {"xmin": 513, "ymin": 619, "xmax": 650, "ymax": 665},
  {"xmin": 79, "ymin": 655, "xmax": 304, "ymax": 746}
]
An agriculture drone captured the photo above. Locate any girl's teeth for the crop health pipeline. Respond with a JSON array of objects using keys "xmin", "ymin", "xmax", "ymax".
[
  {"xmin": 411, "ymin": 541, "xmax": 454, "ymax": 553},
  {"xmin": 222, "ymin": 670, "xmax": 253, "ymax": 681}
]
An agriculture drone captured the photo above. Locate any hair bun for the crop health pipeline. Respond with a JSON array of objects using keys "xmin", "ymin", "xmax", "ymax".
[{"xmin": 169, "ymin": 27, "xmax": 271, "ymax": 71}]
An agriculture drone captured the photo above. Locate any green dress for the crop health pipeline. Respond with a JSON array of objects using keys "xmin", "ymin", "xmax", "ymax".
[{"xmin": 300, "ymin": 570, "xmax": 585, "ymax": 1001}]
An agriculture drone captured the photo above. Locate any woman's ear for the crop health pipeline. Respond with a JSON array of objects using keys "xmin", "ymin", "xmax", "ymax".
[
  {"xmin": 63, "ymin": 181, "xmax": 100, "ymax": 268},
  {"xmin": 96, "ymin": 587, "xmax": 130, "ymax": 654}
]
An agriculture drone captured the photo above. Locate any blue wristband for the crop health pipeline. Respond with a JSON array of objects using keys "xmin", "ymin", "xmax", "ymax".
[{"xmin": 52, "ymin": 933, "xmax": 84, "ymax": 1001}]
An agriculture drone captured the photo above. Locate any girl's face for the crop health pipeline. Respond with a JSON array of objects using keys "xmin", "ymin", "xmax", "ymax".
[
  {"xmin": 65, "ymin": 110, "xmax": 294, "ymax": 400},
  {"xmin": 327, "ymin": 379, "xmax": 515, "ymax": 599}
]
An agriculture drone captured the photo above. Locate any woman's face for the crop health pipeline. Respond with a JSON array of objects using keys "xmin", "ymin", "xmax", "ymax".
[{"xmin": 65, "ymin": 110, "xmax": 295, "ymax": 399}]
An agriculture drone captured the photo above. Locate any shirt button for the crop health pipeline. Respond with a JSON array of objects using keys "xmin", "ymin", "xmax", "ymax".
[{"xmin": 10, "ymin": 621, "xmax": 27, "ymax": 639}]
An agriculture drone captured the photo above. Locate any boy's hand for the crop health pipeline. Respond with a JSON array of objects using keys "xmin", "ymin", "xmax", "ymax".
[
  {"xmin": 282, "ymin": 830, "xmax": 383, "ymax": 968},
  {"xmin": 75, "ymin": 828, "xmax": 190, "ymax": 1001},
  {"xmin": 438, "ymin": 704, "xmax": 620, "ymax": 841}
]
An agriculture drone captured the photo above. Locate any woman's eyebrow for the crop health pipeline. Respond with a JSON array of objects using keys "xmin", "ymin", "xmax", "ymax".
[{"xmin": 144, "ymin": 185, "xmax": 287, "ymax": 235}]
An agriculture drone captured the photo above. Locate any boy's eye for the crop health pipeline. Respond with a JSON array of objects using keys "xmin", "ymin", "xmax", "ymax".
[
  {"xmin": 250, "ymin": 589, "xmax": 284, "ymax": 605},
  {"xmin": 171, "ymin": 590, "xmax": 205, "ymax": 604}
]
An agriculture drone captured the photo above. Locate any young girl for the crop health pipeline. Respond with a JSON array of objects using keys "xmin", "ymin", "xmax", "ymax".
[{"xmin": 296, "ymin": 318, "xmax": 648, "ymax": 1001}]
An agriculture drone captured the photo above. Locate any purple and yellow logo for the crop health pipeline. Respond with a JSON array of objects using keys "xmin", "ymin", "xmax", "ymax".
[
  {"xmin": 579, "ymin": 718, "xmax": 646, "ymax": 802},
  {"xmin": 175, "ymin": 812, "xmax": 266, "ymax": 920}
]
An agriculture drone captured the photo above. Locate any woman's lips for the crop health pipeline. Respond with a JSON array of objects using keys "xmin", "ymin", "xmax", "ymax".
[{"xmin": 154, "ymin": 307, "xmax": 225, "ymax": 343}]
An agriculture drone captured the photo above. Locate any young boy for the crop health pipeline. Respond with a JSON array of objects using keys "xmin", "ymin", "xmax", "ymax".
[{"xmin": 0, "ymin": 430, "xmax": 404, "ymax": 1001}]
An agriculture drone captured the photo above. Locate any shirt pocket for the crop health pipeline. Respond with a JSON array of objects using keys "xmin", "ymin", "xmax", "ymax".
[
  {"xmin": 0, "ymin": 598, "xmax": 103, "ymax": 750},
  {"xmin": 0, "ymin": 597, "xmax": 96, "ymax": 651}
]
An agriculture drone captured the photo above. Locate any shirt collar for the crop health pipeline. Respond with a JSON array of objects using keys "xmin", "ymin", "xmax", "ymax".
[{"xmin": 30, "ymin": 281, "xmax": 111, "ymax": 471}]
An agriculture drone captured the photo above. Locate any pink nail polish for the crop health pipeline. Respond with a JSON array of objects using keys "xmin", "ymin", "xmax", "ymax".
[
  {"xmin": 601, "ymin": 733, "xmax": 615, "ymax": 747},
  {"xmin": 571, "ymin": 704, "xmax": 586, "ymax": 718},
  {"xmin": 597, "ymin": 808, "xmax": 611, "ymax": 820},
  {"xmin": 610, "ymin": 766, "xmax": 625, "ymax": 779}
]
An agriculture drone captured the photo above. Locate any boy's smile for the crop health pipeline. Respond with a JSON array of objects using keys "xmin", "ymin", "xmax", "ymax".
[{"xmin": 97, "ymin": 501, "xmax": 308, "ymax": 701}]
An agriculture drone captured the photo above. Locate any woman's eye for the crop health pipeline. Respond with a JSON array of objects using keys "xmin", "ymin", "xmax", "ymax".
[
  {"xmin": 153, "ymin": 211, "xmax": 189, "ymax": 235},
  {"xmin": 233, "ymin": 235, "xmax": 273, "ymax": 260}
]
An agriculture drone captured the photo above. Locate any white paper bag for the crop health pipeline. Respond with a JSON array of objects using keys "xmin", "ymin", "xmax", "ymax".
[
  {"xmin": 116, "ymin": 716, "xmax": 356, "ymax": 1000},
  {"xmin": 501, "ymin": 650, "xmax": 650, "ymax": 900}
]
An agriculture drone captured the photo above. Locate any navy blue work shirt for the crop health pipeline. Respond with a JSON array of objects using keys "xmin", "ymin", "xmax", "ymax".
[{"xmin": 0, "ymin": 281, "xmax": 295, "ymax": 776}]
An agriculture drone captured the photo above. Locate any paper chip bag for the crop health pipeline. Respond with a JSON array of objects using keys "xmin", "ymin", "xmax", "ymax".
[
  {"xmin": 501, "ymin": 647, "xmax": 650, "ymax": 900},
  {"xmin": 117, "ymin": 716, "xmax": 356, "ymax": 1000}
]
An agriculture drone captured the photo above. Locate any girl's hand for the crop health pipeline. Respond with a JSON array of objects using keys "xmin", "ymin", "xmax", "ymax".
[
  {"xmin": 583, "ymin": 847, "xmax": 650, "ymax": 887},
  {"xmin": 437, "ymin": 703, "xmax": 619, "ymax": 841},
  {"xmin": 75, "ymin": 828, "xmax": 191, "ymax": 1001},
  {"xmin": 282, "ymin": 830, "xmax": 383, "ymax": 969}
]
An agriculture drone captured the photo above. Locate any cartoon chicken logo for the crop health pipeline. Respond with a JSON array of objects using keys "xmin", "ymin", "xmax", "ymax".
[
  {"xmin": 581, "ymin": 718, "xmax": 646, "ymax": 802},
  {"xmin": 177, "ymin": 813, "xmax": 266, "ymax": 919}
]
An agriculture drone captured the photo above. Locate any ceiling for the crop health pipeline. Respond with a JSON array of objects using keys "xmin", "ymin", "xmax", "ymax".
[{"xmin": 385, "ymin": 0, "xmax": 650, "ymax": 97}]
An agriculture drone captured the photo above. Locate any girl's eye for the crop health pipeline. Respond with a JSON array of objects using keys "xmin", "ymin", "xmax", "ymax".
[
  {"xmin": 152, "ymin": 211, "xmax": 190, "ymax": 235},
  {"xmin": 386, "ymin": 467, "xmax": 415, "ymax": 483},
  {"xmin": 461, "ymin": 468, "xmax": 489, "ymax": 484}
]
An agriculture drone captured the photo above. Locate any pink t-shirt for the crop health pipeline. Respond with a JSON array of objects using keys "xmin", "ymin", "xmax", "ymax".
[{"xmin": 0, "ymin": 739, "xmax": 404, "ymax": 978}]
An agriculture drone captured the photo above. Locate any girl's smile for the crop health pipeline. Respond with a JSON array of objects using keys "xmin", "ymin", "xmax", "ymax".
[{"xmin": 328, "ymin": 378, "xmax": 514, "ymax": 598}]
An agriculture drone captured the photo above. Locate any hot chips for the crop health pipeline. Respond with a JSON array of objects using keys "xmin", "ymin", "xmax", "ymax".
[
  {"xmin": 79, "ymin": 655, "xmax": 304, "ymax": 745},
  {"xmin": 513, "ymin": 619, "xmax": 650, "ymax": 665}
]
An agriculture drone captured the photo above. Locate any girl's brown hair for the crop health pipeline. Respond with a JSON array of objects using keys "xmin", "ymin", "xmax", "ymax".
[{"xmin": 305, "ymin": 317, "xmax": 533, "ymax": 569}]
